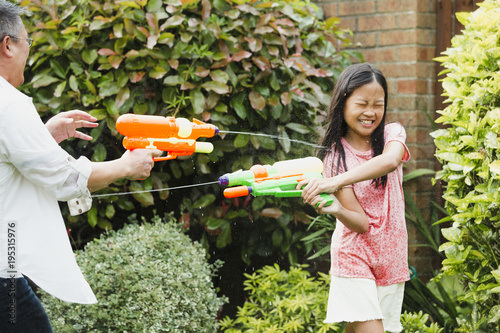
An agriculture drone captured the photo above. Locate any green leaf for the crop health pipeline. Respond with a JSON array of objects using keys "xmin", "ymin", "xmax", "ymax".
[
  {"xmin": 201, "ymin": 81, "xmax": 229, "ymax": 94},
  {"xmin": 146, "ymin": 0, "xmax": 163, "ymax": 11},
  {"xmin": 455, "ymin": 11, "xmax": 471, "ymax": 26},
  {"xmin": 216, "ymin": 222, "xmax": 231, "ymax": 248},
  {"xmin": 69, "ymin": 75, "xmax": 79, "ymax": 92},
  {"xmin": 87, "ymin": 206, "xmax": 98, "ymax": 228},
  {"xmin": 32, "ymin": 75, "xmax": 59, "ymax": 88},
  {"xmin": 193, "ymin": 194, "xmax": 216, "ymax": 208},
  {"xmin": 272, "ymin": 229, "xmax": 283, "ymax": 247},
  {"xmin": 99, "ymin": 81, "xmax": 119, "ymax": 98},
  {"xmin": 190, "ymin": 88, "xmax": 205, "ymax": 114},
  {"xmin": 149, "ymin": 66, "xmax": 168, "ymax": 79},
  {"xmin": 163, "ymin": 75, "xmax": 182, "ymax": 86},
  {"xmin": 129, "ymin": 181, "xmax": 155, "ymax": 207},
  {"xmin": 258, "ymin": 135, "xmax": 276, "ymax": 150},
  {"xmin": 92, "ymin": 143, "xmax": 107, "ymax": 162},
  {"xmin": 234, "ymin": 134, "xmax": 249, "ymax": 148},
  {"xmin": 50, "ymin": 59, "xmax": 66, "ymax": 79},
  {"xmin": 82, "ymin": 49, "xmax": 98, "ymax": 65},
  {"xmin": 285, "ymin": 123, "xmax": 310, "ymax": 134},
  {"xmin": 441, "ymin": 227, "xmax": 461, "ymax": 243},
  {"xmin": 231, "ymin": 93, "xmax": 247, "ymax": 119}
]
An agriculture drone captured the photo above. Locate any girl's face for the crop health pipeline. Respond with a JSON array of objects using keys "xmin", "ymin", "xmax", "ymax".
[{"xmin": 343, "ymin": 80, "xmax": 385, "ymax": 150}]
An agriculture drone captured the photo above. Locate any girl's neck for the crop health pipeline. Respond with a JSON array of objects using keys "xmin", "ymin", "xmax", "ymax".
[{"xmin": 344, "ymin": 133, "xmax": 372, "ymax": 152}]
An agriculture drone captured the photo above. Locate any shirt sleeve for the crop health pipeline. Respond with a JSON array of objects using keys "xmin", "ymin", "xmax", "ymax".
[
  {"xmin": 384, "ymin": 122, "xmax": 411, "ymax": 162},
  {"xmin": 0, "ymin": 96, "xmax": 92, "ymax": 214}
]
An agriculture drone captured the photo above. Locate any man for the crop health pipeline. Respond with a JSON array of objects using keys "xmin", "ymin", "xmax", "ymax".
[{"xmin": 0, "ymin": 1, "xmax": 161, "ymax": 331}]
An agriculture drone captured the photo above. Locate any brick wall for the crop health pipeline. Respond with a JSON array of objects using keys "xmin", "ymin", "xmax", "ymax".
[{"xmin": 316, "ymin": 0, "xmax": 440, "ymax": 280}]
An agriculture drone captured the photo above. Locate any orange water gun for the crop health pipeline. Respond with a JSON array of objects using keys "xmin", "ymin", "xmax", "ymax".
[{"xmin": 116, "ymin": 114, "xmax": 219, "ymax": 161}]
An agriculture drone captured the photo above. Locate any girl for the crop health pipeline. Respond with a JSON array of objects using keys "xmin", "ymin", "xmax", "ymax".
[{"xmin": 297, "ymin": 63, "xmax": 410, "ymax": 333}]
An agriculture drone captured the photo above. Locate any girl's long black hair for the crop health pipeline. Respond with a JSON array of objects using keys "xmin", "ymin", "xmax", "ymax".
[{"xmin": 319, "ymin": 63, "xmax": 388, "ymax": 188}]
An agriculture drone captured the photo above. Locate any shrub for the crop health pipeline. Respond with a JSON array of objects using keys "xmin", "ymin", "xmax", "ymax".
[
  {"xmin": 21, "ymin": 0, "xmax": 361, "ymax": 265},
  {"xmin": 401, "ymin": 311, "xmax": 443, "ymax": 333},
  {"xmin": 219, "ymin": 264, "xmax": 341, "ymax": 333},
  {"xmin": 41, "ymin": 215, "xmax": 226, "ymax": 332},
  {"xmin": 433, "ymin": 0, "xmax": 500, "ymax": 330}
]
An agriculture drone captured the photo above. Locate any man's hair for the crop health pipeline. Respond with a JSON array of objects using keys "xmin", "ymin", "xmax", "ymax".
[{"xmin": 0, "ymin": 0, "xmax": 25, "ymax": 41}]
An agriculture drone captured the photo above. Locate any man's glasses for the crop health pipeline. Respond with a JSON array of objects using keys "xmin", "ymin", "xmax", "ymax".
[{"xmin": 1, "ymin": 35, "xmax": 33, "ymax": 47}]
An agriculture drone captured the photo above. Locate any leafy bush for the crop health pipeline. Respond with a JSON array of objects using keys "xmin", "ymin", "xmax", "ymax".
[
  {"xmin": 218, "ymin": 264, "xmax": 448, "ymax": 333},
  {"xmin": 21, "ymin": 0, "xmax": 360, "ymax": 264},
  {"xmin": 219, "ymin": 264, "xmax": 341, "ymax": 333},
  {"xmin": 401, "ymin": 311, "xmax": 443, "ymax": 333},
  {"xmin": 41, "ymin": 215, "xmax": 226, "ymax": 332},
  {"xmin": 433, "ymin": 0, "xmax": 500, "ymax": 330}
]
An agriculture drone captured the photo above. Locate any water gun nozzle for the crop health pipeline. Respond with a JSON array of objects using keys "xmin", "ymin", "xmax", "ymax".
[{"xmin": 218, "ymin": 175, "xmax": 229, "ymax": 186}]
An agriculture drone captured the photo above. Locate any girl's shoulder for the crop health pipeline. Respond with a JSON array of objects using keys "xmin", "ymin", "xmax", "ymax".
[{"xmin": 384, "ymin": 122, "xmax": 406, "ymax": 138}]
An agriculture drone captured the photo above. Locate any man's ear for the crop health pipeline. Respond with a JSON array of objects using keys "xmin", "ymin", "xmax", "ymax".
[{"xmin": 1, "ymin": 36, "xmax": 15, "ymax": 58}]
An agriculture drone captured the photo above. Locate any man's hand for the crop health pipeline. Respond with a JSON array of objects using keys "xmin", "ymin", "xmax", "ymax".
[
  {"xmin": 45, "ymin": 110, "xmax": 98, "ymax": 143},
  {"xmin": 121, "ymin": 149, "xmax": 163, "ymax": 181}
]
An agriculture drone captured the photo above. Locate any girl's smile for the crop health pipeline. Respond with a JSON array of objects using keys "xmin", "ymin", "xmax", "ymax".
[{"xmin": 343, "ymin": 80, "xmax": 385, "ymax": 150}]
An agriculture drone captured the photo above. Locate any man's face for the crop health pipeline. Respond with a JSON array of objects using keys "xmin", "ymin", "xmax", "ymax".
[{"xmin": 9, "ymin": 25, "xmax": 30, "ymax": 87}]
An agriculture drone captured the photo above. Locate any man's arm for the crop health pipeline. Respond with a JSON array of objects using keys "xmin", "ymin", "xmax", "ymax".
[{"xmin": 88, "ymin": 149, "xmax": 161, "ymax": 192}]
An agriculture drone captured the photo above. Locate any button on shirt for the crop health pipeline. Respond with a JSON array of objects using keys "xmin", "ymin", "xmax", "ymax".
[{"xmin": 0, "ymin": 75, "xmax": 97, "ymax": 304}]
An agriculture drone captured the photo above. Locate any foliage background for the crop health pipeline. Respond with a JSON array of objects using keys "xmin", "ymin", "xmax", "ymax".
[
  {"xmin": 433, "ymin": 0, "xmax": 500, "ymax": 330},
  {"xmin": 20, "ymin": 0, "xmax": 360, "ymax": 315}
]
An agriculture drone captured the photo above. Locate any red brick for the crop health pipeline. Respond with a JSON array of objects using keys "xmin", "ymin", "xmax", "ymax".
[
  {"xmin": 352, "ymin": 32, "xmax": 377, "ymax": 47},
  {"xmin": 397, "ymin": 13, "xmax": 417, "ymax": 29},
  {"xmin": 417, "ymin": 13, "xmax": 436, "ymax": 28},
  {"xmin": 362, "ymin": 47, "xmax": 396, "ymax": 62},
  {"xmin": 417, "ymin": 0, "xmax": 435, "ymax": 12},
  {"xmin": 378, "ymin": 63, "xmax": 416, "ymax": 78},
  {"xmin": 397, "ymin": 79, "xmax": 430, "ymax": 94},
  {"xmin": 338, "ymin": 1, "xmax": 375, "ymax": 16},
  {"xmin": 379, "ymin": 30, "xmax": 418, "ymax": 46},
  {"xmin": 378, "ymin": 0, "xmax": 417, "ymax": 12},
  {"xmin": 417, "ymin": 29, "xmax": 436, "ymax": 45},
  {"xmin": 358, "ymin": 14, "xmax": 396, "ymax": 31},
  {"xmin": 388, "ymin": 95, "xmax": 416, "ymax": 110},
  {"xmin": 322, "ymin": 3, "xmax": 338, "ymax": 18},
  {"xmin": 339, "ymin": 17, "xmax": 357, "ymax": 32},
  {"xmin": 416, "ymin": 62, "xmax": 437, "ymax": 78},
  {"xmin": 397, "ymin": 46, "xmax": 417, "ymax": 61}
]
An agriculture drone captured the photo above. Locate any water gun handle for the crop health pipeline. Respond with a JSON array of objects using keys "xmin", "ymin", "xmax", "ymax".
[
  {"xmin": 317, "ymin": 193, "xmax": 334, "ymax": 207},
  {"xmin": 223, "ymin": 186, "xmax": 251, "ymax": 198}
]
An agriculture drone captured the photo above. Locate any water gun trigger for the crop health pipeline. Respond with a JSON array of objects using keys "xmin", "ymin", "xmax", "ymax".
[{"xmin": 153, "ymin": 154, "xmax": 176, "ymax": 162}]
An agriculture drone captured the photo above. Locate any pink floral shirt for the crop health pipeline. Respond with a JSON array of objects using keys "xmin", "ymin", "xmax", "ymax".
[{"xmin": 324, "ymin": 123, "xmax": 411, "ymax": 286}]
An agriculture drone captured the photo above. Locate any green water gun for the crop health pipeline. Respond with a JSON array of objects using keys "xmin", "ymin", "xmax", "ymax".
[{"xmin": 218, "ymin": 157, "xmax": 334, "ymax": 206}]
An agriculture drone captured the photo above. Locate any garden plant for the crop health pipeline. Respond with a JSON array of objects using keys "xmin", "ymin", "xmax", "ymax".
[
  {"xmin": 219, "ymin": 264, "xmax": 444, "ymax": 333},
  {"xmin": 41, "ymin": 215, "xmax": 226, "ymax": 332},
  {"xmin": 433, "ymin": 0, "xmax": 500, "ymax": 330}
]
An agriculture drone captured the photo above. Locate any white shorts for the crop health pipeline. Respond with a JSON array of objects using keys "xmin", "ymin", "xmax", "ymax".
[{"xmin": 324, "ymin": 276, "xmax": 405, "ymax": 333}]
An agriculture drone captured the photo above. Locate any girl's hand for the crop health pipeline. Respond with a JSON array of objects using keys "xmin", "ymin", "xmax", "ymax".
[
  {"xmin": 297, "ymin": 177, "xmax": 343, "ymax": 205},
  {"xmin": 310, "ymin": 194, "xmax": 341, "ymax": 215},
  {"xmin": 45, "ymin": 110, "xmax": 98, "ymax": 143}
]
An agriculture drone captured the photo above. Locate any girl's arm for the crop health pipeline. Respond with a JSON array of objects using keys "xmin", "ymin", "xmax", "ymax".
[
  {"xmin": 312, "ymin": 187, "xmax": 369, "ymax": 233},
  {"xmin": 299, "ymin": 140, "xmax": 407, "ymax": 204}
]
